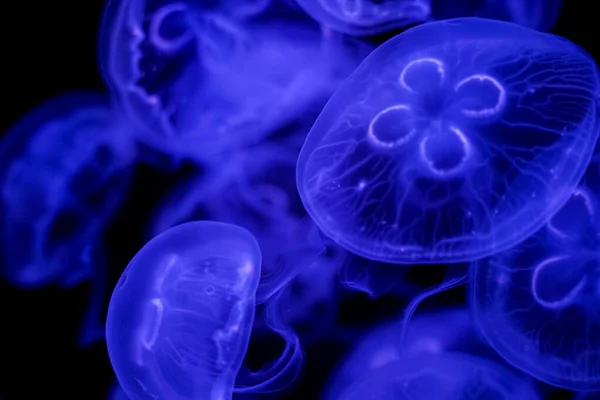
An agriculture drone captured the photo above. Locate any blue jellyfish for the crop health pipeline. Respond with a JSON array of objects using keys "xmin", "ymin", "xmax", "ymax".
[
  {"xmin": 107, "ymin": 221, "xmax": 262, "ymax": 399},
  {"xmin": 99, "ymin": 0, "xmax": 364, "ymax": 159},
  {"xmin": 107, "ymin": 221, "xmax": 305, "ymax": 399},
  {"xmin": 432, "ymin": 0, "xmax": 562, "ymax": 32},
  {"xmin": 148, "ymin": 142, "xmax": 332, "ymax": 304},
  {"xmin": 471, "ymin": 156, "xmax": 600, "ymax": 391},
  {"xmin": 336, "ymin": 352, "xmax": 540, "ymax": 400},
  {"xmin": 324, "ymin": 307, "xmax": 491, "ymax": 400},
  {"xmin": 295, "ymin": 0, "xmax": 430, "ymax": 36},
  {"xmin": 77, "ymin": 244, "xmax": 110, "ymax": 347},
  {"xmin": 0, "ymin": 92, "xmax": 134, "ymax": 288},
  {"xmin": 297, "ymin": 17, "xmax": 600, "ymax": 264},
  {"xmin": 295, "ymin": 0, "xmax": 561, "ymax": 36}
]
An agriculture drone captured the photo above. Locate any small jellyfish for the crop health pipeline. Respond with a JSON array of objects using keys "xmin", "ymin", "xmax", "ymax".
[
  {"xmin": 295, "ymin": 0, "xmax": 561, "ymax": 36},
  {"xmin": 0, "ymin": 92, "xmax": 134, "ymax": 288},
  {"xmin": 336, "ymin": 352, "xmax": 539, "ymax": 400},
  {"xmin": 471, "ymin": 157, "xmax": 600, "ymax": 391},
  {"xmin": 324, "ymin": 307, "xmax": 487, "ymax": 400},
  {"xmin": 297, "ymin": 18, "xmax": 600, "ymax": 264},
  {"xmin": 99, "ymin": 0, "xmax": 363, "ymax": 159},
  {"xmin": 106, "ymin": 221, "xmax": 261, "ymax": 400}
]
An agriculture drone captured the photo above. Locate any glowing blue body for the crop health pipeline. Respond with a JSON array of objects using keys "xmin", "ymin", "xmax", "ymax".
[
  {"xmin": 148, "ymin": 143, "xmax": 314, "ymax": 301},
  {"xmin": 106, "ymin": 221, "xmax": 262, "ymax": 400},
  {"xmin": 471, "ymin": 156, "xmax": 600, "ymax": 391},
  {"xmin": 297, "ymin": 18, "xmax": 600, "ymax": 264},
  {"xmin": 99, "ymin": 0, "xmax": 362, "ymax": 159},
  {"xmin": 295, "ymin": 0, "xmax": 562, "ymax": 36},
  {"xmin": 324, "ymin": 308, "xmax": 488, "ymax": 400},
  {"xmin": 0, "ymin": 93, "xmax": 134, "ymax": 288},
  {"xmin": 336, "ymin": 352, "xmax": 539, "ymax": 399}
]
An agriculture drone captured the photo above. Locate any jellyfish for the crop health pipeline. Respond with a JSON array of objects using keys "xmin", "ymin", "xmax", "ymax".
[
  {"xmin": 107, "ymin": 221, "xmax": 305, "ymax": 399},
  {"xmin": 471, "ymin": 156, "xmax": 600, "ymax": 391},
  {"xmin": 0, "ymin": 92, "xmax": 134, "ymax": 288},
  {"xmin": 77, "ymin": 244, "xmax": 110, "ymax": 347},
  {"xmin": 294, "ymin": 0, "xmax": 561, "ymax": 36},
  {"xmin": 324, "ymin": 307, "xmax": 491, "ymax": 400},
  {"xmin": 294, "ymin": 0, "xmax": 430, "ymax": 36},
  {"xmin": 148, "ymin": 142, "xmax": 334, "ymax": 305},
  {"xmin": 297, "ymin": 17, "xmax": 600, "ymax": 264},
  {"xmin": 99, "ymin": 0, "xmax": 364, "ymax": 160},
  {"xmin": 335, "ymin": 352, "xmax": 540, "ymax": 399},
  {"xmin": 431, "ymin": 0, "xmax": 563, "ymax": 32}
]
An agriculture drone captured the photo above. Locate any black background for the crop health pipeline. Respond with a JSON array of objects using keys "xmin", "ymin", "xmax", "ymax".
[{"xmin": 0, "ymin": 1, "xmax": 596, "ymax": 399}]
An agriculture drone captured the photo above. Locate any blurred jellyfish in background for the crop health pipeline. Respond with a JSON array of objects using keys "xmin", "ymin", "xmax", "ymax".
[
  {"xmin": 107, "ymin": 221, "xmax": 305, "ymax": 399},
  {"xmin": 0, "ymin": 92, "xmax": 134, "ymax": 288},
  {"xmin": 323, "ymin": 307, "xmax": 494, "ymax": 400},
  {"xmin": 336, "ymin": 352, "xmax": 540, "ymax": 400},
  {"xmin": 294, "ymin": 0, "xmax": 562, "ymax": 36},
  {"xmin": 78, "ymin": 244, "xmax": 111, "ymax": 347},
  {"xmin": 471, "ymin": 154, "xmax": 600, "ymax": 391},
  {"xmin": 297, "ymin": 17, "xmax": 600, "ymax": 264},
  {"xmin": 430, "ymin": 0, "xmax": 563, "ymax": 32},
  {"xmin": 99, "ymin": 0, "xmax": 368, "ymax": 160},
  {"xmin": 295, "ymin": 0, "xmax": 430, "ymax": 36},
  {"xmin": 148, "ymin": 139, "xmax": 348, "ymax": 343}
]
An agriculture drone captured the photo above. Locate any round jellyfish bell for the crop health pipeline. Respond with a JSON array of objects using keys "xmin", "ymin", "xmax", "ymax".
[
  {"xmin": 106, "ymin": 221, "xmax": 261, "ymax": 400},
  {"xmin": 296, "ymin": 17, "xmax": 600, "ymax": 264},
  {"xmin": 0, "ymin": 92, "xmax": 134, "ymax": 288},
  {"xmin": 471, "ymin": 157, "xmax": 600, "ymax": 391},
  {"xmin": 336, "ymin": 352, "xmax": 540, "ymax": 400},
  {"xmin": 324, "ymin": 307, "xmax": 488, "ymax": 400},
  {"xmin": 99, "ymin": 0, "xmax": 362, "ymax": 159},
  {"xmin": 295, "ymin": 0, "xmax": 561, "ymax": 37},
  {"xmin": 294, "ymin": 0, "xmax": 430, "ymax": 36}
]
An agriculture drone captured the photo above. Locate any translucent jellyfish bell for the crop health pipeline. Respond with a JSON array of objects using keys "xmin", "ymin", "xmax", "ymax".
[
  {"xmin": 471, "ymin": 157, "xmax": 600, "ymax": 391},
  {"xmin": 324, "ymin": 307, "xmax": 485, "ymax": 400},
  {"xmin": 106, "ymin": 221, "xmax": 262, "ymax": 400},
  {"xmin": 336, "ymin": 352, "xmax": 540, "ymax": 400},
  {"xmin": 99, "ymin": 0, "xmax": 361, "ymax": 159},
  {"xmin": 295, "ymin": 0, "xmax": 562, "ymax": 36},
  {"xmin": 295, "ymin": 0, "xmax": 430, "ymax": 36},
  {"xmin": 0, "ymin": 92, "xmax": 134, "ymax": 288},
  {"xmin": 297, "ymin": 17, "xmax": 600, "ymax": 264}
]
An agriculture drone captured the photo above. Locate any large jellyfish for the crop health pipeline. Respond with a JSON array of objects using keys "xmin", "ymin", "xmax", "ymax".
[
  {"xmin": 294, "ymin": 0, "xmax": 562, "ymax": 36},
  {"xmin": 107, "ymin": 221, "xmax": 305, "ymax": 399},
  {"xmin": 471, "ymin": 156, "xmax": 600, "ymax": 391},
  {"xmin": 99, "ymin": 0, "xmax": 365, "ymax": 159},
  {"xmin": 0, "ymin": 92, "xmax": 134, "ymax": 288},
  {"xmin": 324, "ymin": 307, "xmax": 487, "ymax": 400},
  {"xmin": 297, "ymin": 17, "xmax": 600, "ymax": 264},
  {"xmin": 107, "ymin": 221, "xmax": 262, "ymax": 399},
  {"xmin": 335, "ymin": 352, "xmax": 540, "ymax": 399}
]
